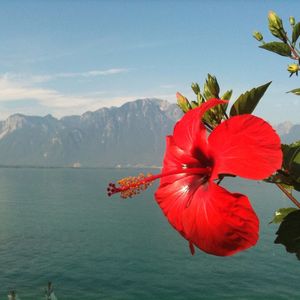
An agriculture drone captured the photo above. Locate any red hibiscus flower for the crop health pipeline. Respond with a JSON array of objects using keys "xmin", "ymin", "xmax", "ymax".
[{"xmin": 108, "ymin": 98, "xmax": 282, "ymax": 256}]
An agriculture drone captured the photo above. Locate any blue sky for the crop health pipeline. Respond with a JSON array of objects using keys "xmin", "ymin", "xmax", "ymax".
[{"xmin": 0, "ymin": 0, "xmax": 299, "ymax": 123}]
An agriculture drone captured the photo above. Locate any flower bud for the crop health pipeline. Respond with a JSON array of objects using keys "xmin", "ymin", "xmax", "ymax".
[
  {"xmin": 289, "ymin": 16, "xmax": 295, "ymax": 26},
  {"xmin": 191, "ymin": 82, "xmax": 200, "ymax": 95},
  {"xmin": 176, "ymin": 92, "xmax": 191, "ymax": 113},
  {"xmin": 268, "ymin": 11, "xmax": 286, "ymax": 42},
  {"xmin": 287, "ymin": 64, "xmax": 300, "ymax": 76},
  {"xmin": 268, "ymin": 11, "xmax": 284, "ymax": 30},
  {"xmin": 206, "ymin": 74, "xmax": 220, "ymax": 98},
  {"xmin": 253, "ymin": 31, "xmax": 263, "ymax": 42}
]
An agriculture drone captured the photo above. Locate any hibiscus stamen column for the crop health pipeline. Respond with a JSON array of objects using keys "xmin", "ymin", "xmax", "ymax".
[{"xmin": 107, "ymin": 167, "xmax": 211, "ymax": 199}]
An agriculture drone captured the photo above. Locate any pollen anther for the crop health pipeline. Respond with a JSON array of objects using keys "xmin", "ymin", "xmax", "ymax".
[{"xmin": 107, "ymin": 173, "xmax": 153, "ymax": 199}]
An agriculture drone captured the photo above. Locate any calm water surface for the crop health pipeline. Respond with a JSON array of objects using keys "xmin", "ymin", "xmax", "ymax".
[{"xmin": 0, "ymin": 168, "xmax": 299, "ymax": 300}]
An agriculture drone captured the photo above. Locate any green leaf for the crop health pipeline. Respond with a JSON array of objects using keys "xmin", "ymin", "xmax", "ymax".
[
  {"xmin": 220, "ymin": 90, "xmax": 232, "ymax": 114},
  {"xmin": 287, "ymin": 88, "xmax": 300, "ymax": 96},
  {"xmin": 266, "ymin": 171, "xmax": 300, "ymax": 192},
  {"xmin": 176, "ymin": 93, "xmax": 192, "ymax": 113},
  {"xmin": 205, "ymin": 74, "xmax": 220, "ymax": 98},
  {"xmin": 282, "ymin": 142, "xmax": 300, "ymax": 175},
  {"xmin": 230, "ymin": 82, "xmax": 271, "ymax": 116},
  {"xmin": 274, "ymin": 210, "xmax": 300, "ymax": 260},
  {"xmin": 294, "ymin": 182, "xmax": 300, "ymax": 192},
  {"xmin": 221, "ymin": 90, "xmax": 233, "ymax": 101},
  {"xmin": 259, "ymin": 42, "xmax": 291, "ymax": 57},
  {"xmin": 281, "ymin": 141, "xmax": 300, "ymax": 191},
  {"xmin": 292, "ymin": 22, "xmax": 300, "ymax": 44},
  {"xmin": 191, "ymin": 82, "xmax": 200, "ymax": 95},
  {"xmin": 190, "ymin": 101, "xmax": 198, "ymax": 109},
  {"xmin": 270, "ymin": 207, "xmax": 298, "ymax": 224},
  {"xmin": 203, "ymin": 82, "xmax": 213, "ymax": 100},
  {"xmin": 197, "ymin": 92, "xmax": 205, "ymax": 105}
]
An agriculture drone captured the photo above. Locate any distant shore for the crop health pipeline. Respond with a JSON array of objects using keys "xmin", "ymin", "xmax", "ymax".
[{"xmin": 0, "ymin": 164, "xmax": 162, "ymax": 170}]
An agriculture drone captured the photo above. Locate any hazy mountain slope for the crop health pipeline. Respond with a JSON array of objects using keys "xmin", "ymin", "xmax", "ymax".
[
  {"xmin": 0, "ymin": 100, "xmax": 298, "ymax": 167},
  {"xmin": 281, "ymin": 125, "xmax": 300, "ymax": 144},
  {"xmin": 0, "ymin": 99, "xmax": 182, "ymax": 167}
]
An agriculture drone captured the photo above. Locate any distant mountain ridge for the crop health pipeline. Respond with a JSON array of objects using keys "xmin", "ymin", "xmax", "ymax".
[
  {"xmin": 0, "ymin": 98, "xmax": 182, "ymax": 167},
  {"xmin": 275, "ymin": 122, "xmax": 300, "ymax": 144},
  {"xmin": 0, "ymin": 99, "xmax": 298, "ymax": 167}
]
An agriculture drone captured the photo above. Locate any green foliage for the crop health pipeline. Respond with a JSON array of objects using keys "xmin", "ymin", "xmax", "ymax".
[
  {"xmin": 229, "ymin": 82, "xmax": 271, "ymax": 116},
  {"xmin": 220, "ymin": 90, "xmax": 232, "ymax": 112},
  {"xmin": 178, "ymin": 74, "xmax": 227, "ymax": 127},
  {"xmin": 205, "ymin": 74, "xmax": 220, "ymax": 98},
  {"xmin": 176, "ymin": 93, "xmax": 192, "ymax": 113},
  {"xmin": 282, "ymin": 141, "xmax": 300, "ymax": 190},
  {"xmin": 191, "ymin": 82, "xmax": 200, "ymax": 95},
  {"xmin": 176, "ymin": 8, "xmax": 300, "ymax": 259},
  {"xmin": 267, "ymin": 172, "xmax": 300, "ymax": 192},
  {"xmin": 177, "ymin": 75, "xmax": 272, "ymax": 132},
  {"xmin": 255, "ymin": 10, "xmax": 300, "ymax": 89},
  {"xmin": 270, "ymin": 207, "xmax": 298, "ymax": 224},
  {"xmin": 292, "ymin": 22, "xmax": 300, "ymax": 44},
  {"xmin": 268, "ymin": 11, "xmax": 287, "ymax": 42},
  {"xmin": 287, "ymin": 88, "xmax": 300, "ymax": 95},
  {"xmin": 267, "ymin": 142, "xmax": 300, "ymax": 192},
  {"xmin": 290, "ymin": 16, "xmax": 296, "ymax": 26},
  {"xmin": 221, "ymin": 90, "xmax": 233, "ymax": 101},
  {"xmin": 253, "ymin": 31, "xmax": 263, "ymax": 42},
  {"xmin": 259, "ymin": 42, "xmax": 291, "ymax": 57},
  {"xmin": 274, "ymin": 210, "xmax": 300, "ymax": 260}
]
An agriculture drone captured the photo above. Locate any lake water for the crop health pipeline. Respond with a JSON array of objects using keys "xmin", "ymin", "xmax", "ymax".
[{"xmin": 0, "ymin": 167, "xmax": 299, "ymax": 300}]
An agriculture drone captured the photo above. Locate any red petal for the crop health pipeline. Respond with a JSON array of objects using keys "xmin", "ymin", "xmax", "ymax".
[
  {"xmin": 208, "ymin": 115, "xmax": 282, "ymax": 180},
  {"xmin": 159, "ymin": 136, "xmax": 202, "ymax": 186},
  {"xmin": 155, "ymin": 180, "xmax": 259, "ymax": 256},
  {"xmin": 172, "ymin": 98, "xmax": 227, "ymax": 158}
]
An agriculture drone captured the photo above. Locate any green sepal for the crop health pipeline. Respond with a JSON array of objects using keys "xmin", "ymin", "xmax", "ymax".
[
  {"xmin": 203, "ymin": 82, "xmax": 214, "ymax": 100},
  {"xmin": 221, "ymin": 90, "xmax": 233, "ymax": 101},
  {"xmin": 259, "ymin": 42, "xmax": 291, "ymax": 57},
  {"xmin": 287, "ymin": 88, "xmax": 300, "ymax": 96},
  {"xmin": 190, "ymin": 101, "xmax": 198, "ymax": 109},
  {"xmin": 274, "ymin": 210, "xmax": 300, "ymax": 260},
  {"xmin": 230, "ymin": 82, "xmax": 271, "ymax": 116},
  {"xmin": 176, "ymin": 93, "xmax": 192, "ymax": 113},
  {"xmin": 220, "ymin": 90, "xmax": 232, "ymax": 113},
  {"xmin": 197, "ymin": 93, "xmax": 205, "ymax": 105},
  {"xmin": 270, "ymin": 207, "xmax": 298, "ymax": 224},
  {"xmin": 191, "ymin": 82, "xmax": 200, "ymax": 95},
  {"xmin": 292, "ymin": 22, "xmax": 300, "ymax": 44},
  {"xmin": 205, "ymin": 74, "xmax": 220, "ymax": 98},
  {"xmin": 282, "ymin": 141, "xmax": 300, "ymax": 183}
]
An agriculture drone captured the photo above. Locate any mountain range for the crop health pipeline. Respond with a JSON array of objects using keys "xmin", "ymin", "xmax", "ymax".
[
  {"xmin": 0, "ymin": 98, "xmax": 298, "ymax": 168},
  {"xmin": 274, "ymin": 121, "xmax": 300, "ymax": 144},
  {"xmin": 0, "ymin": 99, "xmax": 181, "ymax": 167}
]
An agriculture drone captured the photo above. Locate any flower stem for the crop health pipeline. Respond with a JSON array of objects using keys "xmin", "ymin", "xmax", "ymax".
[
  {"xmin": 221, "ymin": 106, "xmax": 229, "ymax": 120},
  {"xmin": 284, "ymin": 34, "xmax": 300, "ymax": 59},
  {"xmin": 203, "ymin": 121, "xmax": 213, "ymax": 132},
  {"xmin": 276, "ymin": 183, "xmax": 300, "ymax": 209}
]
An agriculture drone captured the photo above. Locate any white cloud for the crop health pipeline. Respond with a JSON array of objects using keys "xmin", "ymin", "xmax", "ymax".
[
  {"xmin": 0, "ymin": 74, "xmax": 169, "ymax": 120},
  {"xmin": 3, "ymin": 68, "xmax": 129, "ymax": 84},
  {"xmin": 50, "ymin": 68, "xmax": 129, "ymax": 79},
  {"xmin": 0, "ymin": 77, "xmax": 97, "ymax": 110}
]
